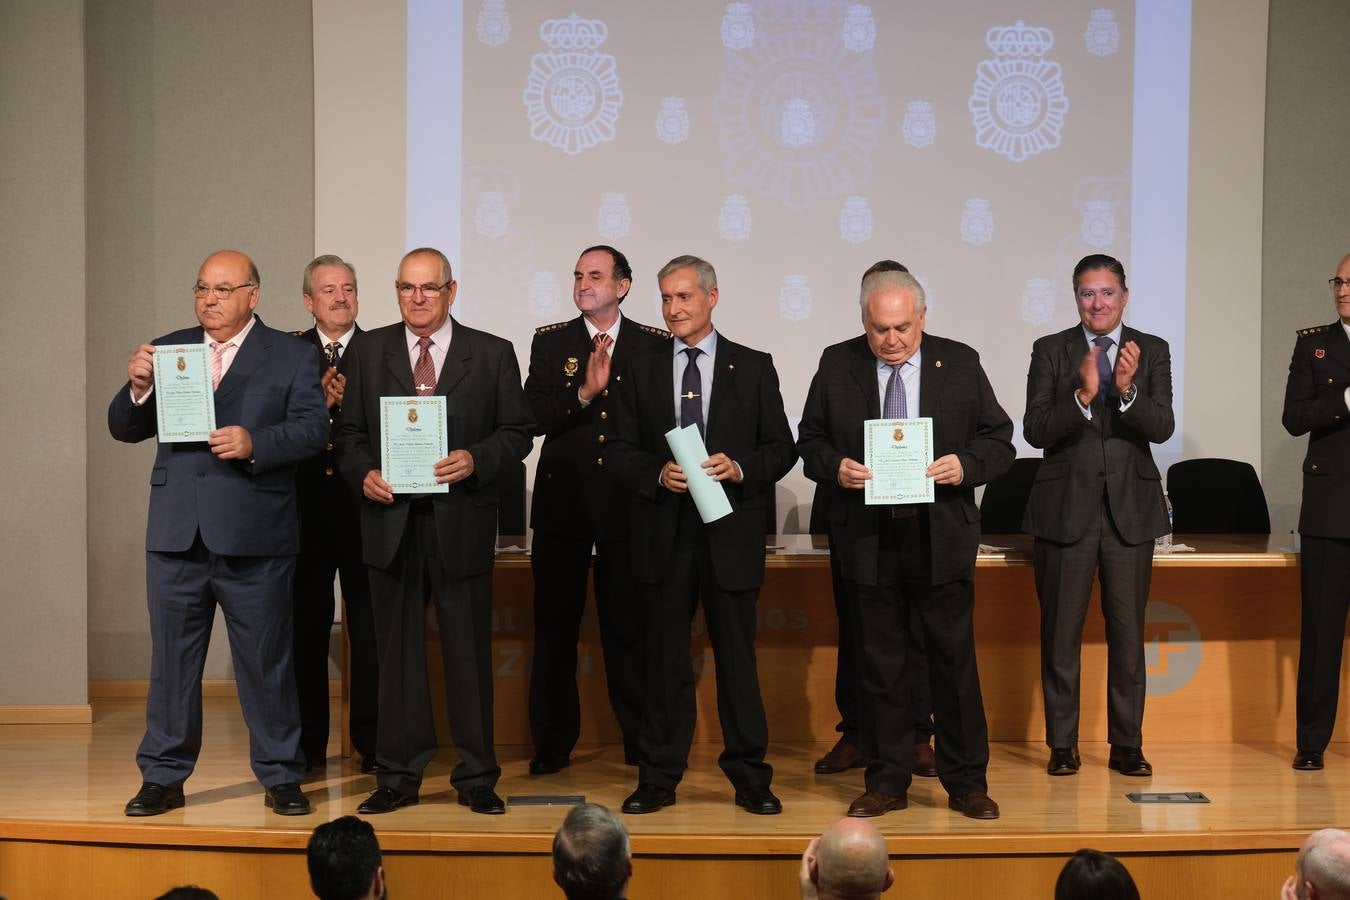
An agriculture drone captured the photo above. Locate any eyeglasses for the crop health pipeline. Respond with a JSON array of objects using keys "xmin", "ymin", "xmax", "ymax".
[
  {"xmin": 1330, "ymin": 278, "xmax": 1350, "ymax": 290},
  {"xmin": 396, "ymin": 281, "xmax": 451, "ymax": 298},
  {"xmin": 193, "ymin": 282, "xmax": 255, "ymax": 300}
]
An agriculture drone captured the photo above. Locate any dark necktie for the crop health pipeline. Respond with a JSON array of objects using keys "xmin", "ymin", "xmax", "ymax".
[
  {"xmin": 681, "ymin": 347, "xmax": 704, "ymax": 437},
  {"xmin": 324, "ymin": 341, "xmax": 341, "ymax": 366},
  {"xmin": 1093, "ymin": 335, "xmax": 1114, "ymax": 399},
  {"xmin": 413, "ymin": 336, "xmax": 436, "ymax": 396},
  {"xmin": 883, "ymin": 363, "xmax": 907, "ymax": 418}
]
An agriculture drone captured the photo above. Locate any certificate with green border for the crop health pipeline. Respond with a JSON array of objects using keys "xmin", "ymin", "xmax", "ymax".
[
  {"xmin": 381, "ymin": 396, "xmax": 449, "ymax": 494},
  {"xmin": 153, "ymin": 344, "xmax": 216, "ymax": 443},
  {"xmin": 863, "ymin": 417, "xmax": 934, "ymax": 505}
]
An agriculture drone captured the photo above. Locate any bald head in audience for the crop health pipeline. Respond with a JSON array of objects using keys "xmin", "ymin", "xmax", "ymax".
[
  {"xmin": 800, "ymin": 819, "xmax": 894, "ymax": 900},
  {"xmin": 1284, "ymin": 829, "xmax": 1350, "ymax": 900}
]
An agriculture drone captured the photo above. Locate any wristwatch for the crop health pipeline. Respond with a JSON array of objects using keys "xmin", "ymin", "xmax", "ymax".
[{"xmin": 1120, "ymin": 383, "xmax": 1138, "ymax": 404}]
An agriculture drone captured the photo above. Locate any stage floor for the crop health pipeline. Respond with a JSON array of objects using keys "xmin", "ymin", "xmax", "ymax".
[{"xmin": 0, "ymin": 698, "xmax": 1340, "ymax": 855}]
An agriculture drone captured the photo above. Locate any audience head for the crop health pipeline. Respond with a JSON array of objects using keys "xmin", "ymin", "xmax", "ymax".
[
  {"xmin": 1072, "ymin": 253, "xmax": 1129, "ymax": 336},
  {"xmin": 552, "ymin": 803, "xmax": 632, "ymax": 900},
  {"xmin": 1284, "ymin": 828, "xmax": 1350, "ymax": 900},
  {"xmin": 803, "ymin": 818, "xmax": 893, "ymax": 900},
  {"xmin": 860, "ymin": 269, "xmax": 926, "ymax": 367},
  {"xmin": 154, "ymin": 888, "xmax": 219, "ymax": 900},
  {"xmin": 194, "ymin": 250, "xmax": 261, "ymax": 343},
  {"xmin": 302, "ymin": 254, "xmax": 359, "ymax": 338},
  {"xmin": 396, "ymin": 247, "xmax": 457, "ymax": 336},
  {"xmin": 657, "ymin": 255, "xmax": 719, "ymax": 345},
  {"xmin": 1054, "ymin": 848, "xmax": 1139, "ymax": 900},
  {"xmin": 307, "ymin": 815, "xmax": 386, "ymax": 900}
]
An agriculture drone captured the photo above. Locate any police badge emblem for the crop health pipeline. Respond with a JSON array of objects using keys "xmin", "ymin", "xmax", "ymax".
[
  {"xmin": 960, "ymin": 198, "xmax": 995, "ymax": 246},
  {"xmin": 902, "ymin": 101, "xmax": 936, "ymax": 149},
  {"xmin": 1084, "ymin": 9, "xmax": 1120, "ymax": 57},
  {"xmin": 839, "ymin": 196, "xmax": 873, "ymax": 245},
  {"xmin": 893, "ymin": 427, "xmax": 904, "ymax": 443},
  {"xmin": 176, "ymin": 356, "xmax": 186, "ymax": 372},
  {"xmin": 655, "ymin": 97, "xmax": 690, "ymax": 144},
  {"xmin": 408, "ymin": 407, "xmax": 419, "ymax": 424},
  {"xmin": 564, "ymin": 357, "xmax": 580, "ymax": 376},
  {"xmin": 968, "ymin": 21, "xmax": 1069, "ymax": 162},
  {"xmin": 522, "ymin": 14, "xmax": 623, "ymax": 156},
  {"xmin": 1316, "ymin": 349, "xmax": 1326, "ymax": 359},
  {"xmin": 476, "ymin": 0, "xmax": 510, "ymax": 47},
  {"xmin": 718, "ymin": 195, "xmax": 752, "ymax": 242},
  {"xmin": 779, "ymin": 275, "xmax": 813, "ymax": 322}
]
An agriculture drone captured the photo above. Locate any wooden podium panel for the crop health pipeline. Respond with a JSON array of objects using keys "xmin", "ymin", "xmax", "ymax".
[{"xmin": 404, "ymin": 535, "xmax": 1331, "ymax": 747}]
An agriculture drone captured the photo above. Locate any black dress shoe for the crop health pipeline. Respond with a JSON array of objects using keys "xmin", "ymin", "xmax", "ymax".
[
  {"xmin": 814, "ymin": 738, "xmax": 866, "ymax": 774},
  {"xmin": 124, "ymin": 782, "xmax": 185, "ymax": 817},
  {"xmin": 358, "ymin": 786, "xmax": 418, "ymax": 814},
  {"xmin": 1108, "ymin": 746, "xmax": 1152, "ymax": 776},
  {"xmin": 948, "ymin": 790, "xmax": 1000, "ymax": 820},
  {"xmin": 458, "ymin": 785, "xmax": 506, "ymax": 814},
  {"xmin": 734, "ymin": 785, "xmax": 783, "ymax": 815},
  {"xmin": 1047, "ymin": 747, "xmax": 1081, "ymax": 776},
  {"xmin": 847, "ymin": 790, "xmax": 906, "ymax": 817},
  {"xmin": 621, "ymin": 783, "xmax": 676, "ymax": 814},
  {"xmin": 528, "ymin": 756, "xmax": 570, "ymax": 775},
  {"xmin": 1294, "ymin": 750, "xmax": 1325, "ymax": 771},
  {"xmin": 264, "ymin": 782, "xmax": 312, "ymax": 815}
]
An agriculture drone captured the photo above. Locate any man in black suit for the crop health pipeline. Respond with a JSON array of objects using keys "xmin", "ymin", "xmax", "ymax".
[
  {"xmin": 607, "ymin": 254, "xmax": 796, "ymax": 815},
  {"xmin": 525, "ymin": 245, "xmax": 670, "ymax": 774},
  {"xmin": 1283, "ymin": 252, "xmax": 1350, "ymax": 772},
  {"xmin": 110, "ymin": 250, "xmax": 329, "ymax": 816},
  {"xmin": 1023, "ymin": 254, "xmax": 1174, "ymax": 778},
  {"xmin": 812, "ymin": 259, "xmax": 937, "ymax": 781},
  {"xmin": 334, "ymin": 247, "xmax": 534, "ymax": 814},
  {"xmin": 798, "ymin": 268, "xmax": 1012, "ymax": 820},
  {"xmin": 290, "ymin": 254, "xmax": 378, "ymax": 773}
]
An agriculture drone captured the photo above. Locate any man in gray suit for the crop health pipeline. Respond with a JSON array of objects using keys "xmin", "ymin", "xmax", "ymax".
[
  {"xmin": 1023, "ymin": 253, "xmax": 1174, "ymax": 778},
  {"xmin": 109, "ymin": 249, "xmax": 330, "ymax": 816}
]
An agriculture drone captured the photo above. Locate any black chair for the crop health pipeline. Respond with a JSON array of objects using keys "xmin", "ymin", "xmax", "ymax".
[
  {"xmin": 1166, "ymin": 458, "xmax": 1270, "ymax": 534},
  {"xmin": 498, "ymin": 460, "xmax": 527, "ymax": 536},
  {"xmin": 979, "ymin": 457, "xmax": 1042, "ymax": 534}
]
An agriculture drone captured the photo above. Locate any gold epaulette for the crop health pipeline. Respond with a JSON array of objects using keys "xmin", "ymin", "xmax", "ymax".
[
  {"xmin": 535, "ymin": 320, "xmax": 571, "ymax": 334},
  {"xmin": 1298, "ymin": 324, "xmax": 1333, "ymax": 337},
  {"xmin": 635, "ymin": 323, "xmax": 673, "ymax": 339}
]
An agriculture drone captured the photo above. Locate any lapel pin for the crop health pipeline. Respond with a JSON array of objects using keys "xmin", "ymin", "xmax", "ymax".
[
  {"xmin": 935, "ymin": 360, "xmax": 943, "ymax": 368},
  {"xmin": 1316, "ymin": 349, "xmax": 1326, "ymax": 359}
]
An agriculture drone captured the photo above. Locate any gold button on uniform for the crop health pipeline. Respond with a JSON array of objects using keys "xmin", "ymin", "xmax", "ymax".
[
  {"xmin": 602, "ymin": 389, "xmax": 609, "ymax": 397},
  {"xmin": 600, "ymin": 411, "xmax": 608, "ymax": 420},
  {"xmin": 597, "ymin": 434, "xmax": 606, "ymax": 443},
  {"xmin": 596, "ymin": 457, "xmax": 604, "ymax": 466},
  {"xmin": 324, "ymin": 467, "xmax": 334, "ymax": 476},
  {"xmin": 325, "ymin": 442, "xmax": 334, "ymax": 451}
]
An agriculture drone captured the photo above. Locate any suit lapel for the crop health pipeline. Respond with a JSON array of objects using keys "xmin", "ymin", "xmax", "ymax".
[
  {"xmin": 706, "ymin": 335, "xmax": 737, "ymax": 440},
  {"xmin": 382, "ymin": 327, "xmax": 416, "ymax": 396},
  {"xmin": 437, "ymin": 317, "xmax": 471, "ymax": 396},
  {"xmin": 849, "ymin": 339, "xmax": 881, "ymax": 419},
  {"xmin": 1321, "ymin": 322, "xmax": 1350, "ymax": 372},
  {"xmin": 214, "ymin": 317, "xmax": 270, "ymax": 404},
  {"xmin": 917, "ymin": 336, "xmax": 946, "ymax": 418}
]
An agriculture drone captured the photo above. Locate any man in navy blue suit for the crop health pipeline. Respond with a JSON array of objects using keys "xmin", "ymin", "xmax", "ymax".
[{"xmin": 109, "ymin": 250, "xmax": 330, "ymax": 816}]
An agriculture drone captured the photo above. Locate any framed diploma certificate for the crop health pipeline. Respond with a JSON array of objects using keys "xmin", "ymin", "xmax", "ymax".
[
  {"xmin": 863, "ymin": 417, "xmax": 934, "ymax": 505},
  {"xmin": 381, "ymin": 396, "xmax": 449, "ymax": 494},
  {"xmin": 153, "ymin": 344, "xmax": 217, "ymax": 443}
]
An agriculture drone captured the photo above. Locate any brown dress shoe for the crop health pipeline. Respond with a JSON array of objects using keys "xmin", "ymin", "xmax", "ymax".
[
  {"xmin": 847, "ymin": 790, "xmax": 907, "ymax": 817},
  {"xmin": 913, "ymin": 740, "xmax": 938, "ymax": 777},
  {"xmin": 815, "ymin": 738, "xmax": 865, "ymax": 774},
  {"xmin": 948, "ymin": 791, "xmax": 1000, "ymax": 820}
]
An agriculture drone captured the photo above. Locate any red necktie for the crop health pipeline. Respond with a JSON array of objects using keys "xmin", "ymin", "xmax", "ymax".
[
  {"xmin": 210, "ymin": 341, "xmax": 228, "ymax": 391},
  {"xmin": 413, "ymin": 336, "xmax": 436, "ymax": 395}
]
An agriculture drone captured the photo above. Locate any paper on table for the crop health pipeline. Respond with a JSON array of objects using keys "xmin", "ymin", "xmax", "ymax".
[{"xmin": 664, "ymin": 424, "xmax": 733, "ymax": 523}]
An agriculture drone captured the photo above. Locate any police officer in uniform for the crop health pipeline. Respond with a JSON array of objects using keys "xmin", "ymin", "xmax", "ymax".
[
  {"xmin": 1284, "ymin": 252, "xmax": 1350, "ymax": 771},
  {"xmin": 525, "ymin": 245, "xmax": 670, "ymax": 773},
  {"xmin": 291, "ymin": 254, "xmax": 379, "ymax": 772}
]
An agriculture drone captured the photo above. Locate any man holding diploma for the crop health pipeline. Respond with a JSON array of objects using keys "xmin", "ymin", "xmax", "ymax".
[
  {"xmin": 334, "ymin": 247, "xmax": 533, "ymax": 815},
  {"xmin": 797, "ymin": 268, "xmax": 1013, "ymax": 820},
  {"xmin": 607, "ymin": 255, "xmax": 797, "ymax": 815},
  {"xmin": 109, "ymin": 250, "xmax": 329, "ymax": 817}
]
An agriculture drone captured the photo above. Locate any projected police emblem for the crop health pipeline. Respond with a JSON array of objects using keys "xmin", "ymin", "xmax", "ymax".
[
  {"xmin": 655, "ymin": 97, "xmax": 690, "ymax": 144},
  {"xmin": 523, "ymin": 14, "xmax": 623, "ymax": 156},
  {"xmin": 474, "ymin": 191, "xmax": 510, "ymax": 239},
  {"xmin": 718, "ymin": 194, "xmax": 753, "ymax": 242},
  {"xmin": 476, "ymin": 0, "xmax": 510, "ymax": 47},
  {"xmin": 841, "ymin": 4, "xmax": 876, "ymax": 53},
  {"xmin": 721, "ymin": 3, "xmax": 755, "ymax": 50},
  {"xmin": 596, "ymin": 192, "xmax": 632, "ymax": 240},
  {"xmin": 779, "ymin": 275, "xmax": 813, "ymax": 322},
  {"xmin": 960, "ymin": 198, "xmax": 995, "ymax": 246},
  {"xmin": 715, "ymin": 11, "xmax": 884, "ymax": 208},
  {"xmin": 1144, "ymin": 601, "xmax": 1203, "ymax": 696},
  {"xmin": 1085, "ymin": 9, "xmax": 1120, "ymax": 57},
  {"xmin": 1021, "ymin": 278, "xmax": 1055, "ymax": 325},
  {"xmin": 839, "ymin": 196, "xmax": 873, "ymax": 245},
  {"xmin": 902, "ymin": 101, "xmax": 936, "ymax": 149},
  {"xmin": 528, "ymin": 272, "xmax": 562, "ymax": 318},
  {"xmin": 969, "ymin": 21, "xmax": 1068, "ymax": 163},
  {"xmin": 1081, "ymin": 199, "xmax": 1117, "ymax": 250}
]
